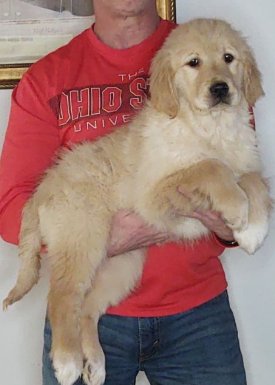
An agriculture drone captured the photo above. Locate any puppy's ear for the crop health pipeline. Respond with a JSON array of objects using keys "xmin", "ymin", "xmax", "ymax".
[
  {"xmin": 243, "ymin": 49, "xmax": 264, "ymax": 106},
  {"xmin": 149, "ymin": 50, "xmax": 179, "ymax": 118}
]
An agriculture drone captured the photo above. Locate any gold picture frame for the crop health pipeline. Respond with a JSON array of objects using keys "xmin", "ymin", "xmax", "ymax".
[{"xmin": 0, "ymin": 1, "xmax": 176, "ymax": 89}]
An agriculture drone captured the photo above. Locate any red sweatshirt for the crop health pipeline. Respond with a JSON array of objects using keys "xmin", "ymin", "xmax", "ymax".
[{"xmin": 0, "ymin": 19, "xmax": 227, "ymax": 316}]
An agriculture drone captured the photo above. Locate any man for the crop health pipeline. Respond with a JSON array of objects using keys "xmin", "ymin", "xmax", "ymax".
[{"xmin": 0, "ymin": 1, "xmax": 247, "ymax": 384}]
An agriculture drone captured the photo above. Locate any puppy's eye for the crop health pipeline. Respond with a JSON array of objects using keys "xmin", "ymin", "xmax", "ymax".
[
  {"xmin": 224, "ymin": 53, "xmax": 234, "ymax": 63},
  {"xmin": 187, "ymin": 58, "xmax": 200, "ymax": 67}
]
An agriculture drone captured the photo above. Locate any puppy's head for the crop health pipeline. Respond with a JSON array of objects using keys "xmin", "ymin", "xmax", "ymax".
[{"xmin": 149, "ymin": 18, "xmax": 264, "ymax": 117}]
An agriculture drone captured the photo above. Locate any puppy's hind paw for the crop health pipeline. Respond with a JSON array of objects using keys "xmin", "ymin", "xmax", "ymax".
[
  {"xmin": 53, "ymin": 352, "xmax": 83, "ymax": 385},
  {"xmin": 82, "ymin": 358, "xmax": 106, "ymax": 385}
]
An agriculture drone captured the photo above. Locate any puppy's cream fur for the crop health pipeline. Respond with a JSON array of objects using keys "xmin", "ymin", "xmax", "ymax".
[{"xmin": 4, "ymin": 19, "xmax": 272, "ymax": 385}]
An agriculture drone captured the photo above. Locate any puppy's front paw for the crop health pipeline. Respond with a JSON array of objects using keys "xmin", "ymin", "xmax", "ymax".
[
  {"xmin": 234, "ymin": 220, "xmax": 269, "ymax": 254},
  {"xmin": 225, "ymin": 202, "xmax": 249, "ymax": 231},
  {"xmin": 220, "ymin": 189, "xmax": 249, "ymax": 231},
  {"xmin": 52, "ymin": 350, "xmax": 83, "ymax": 385},
  {"xmin": 82, "ymin": 353, "xmax": 105, "ymax": 385},
  {"xmin": 176, "ymin": 184, "xmax": 210, "ymax": 214}
]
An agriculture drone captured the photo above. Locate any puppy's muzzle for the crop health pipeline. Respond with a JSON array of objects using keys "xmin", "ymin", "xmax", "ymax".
[{"xmin": 210, "ymin": 82, "xmax": 230, "ymax": 104}]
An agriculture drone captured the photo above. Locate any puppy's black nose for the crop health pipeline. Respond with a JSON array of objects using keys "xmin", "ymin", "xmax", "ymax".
[{"xmin": 210, "ymin": 82, "xmax": 229, "ymax": 98}]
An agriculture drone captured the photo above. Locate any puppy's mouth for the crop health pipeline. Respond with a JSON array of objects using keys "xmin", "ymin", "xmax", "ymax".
[
  {"xmin": 211, "ymin": 95, "xmax": 231, "ymax": 107},
  {"xmin": 209, "ymin": 81, "xmax": 231, "ymax": 107}
]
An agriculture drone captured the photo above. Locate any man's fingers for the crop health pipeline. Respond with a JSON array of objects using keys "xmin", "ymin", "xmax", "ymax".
[
  {"xmin": 195, "ymin": 210, "xmax": 222, "ymax": 220},
  {"xmin": 177, "ymin": 186, "xmax": 193, "ymax": 199}
]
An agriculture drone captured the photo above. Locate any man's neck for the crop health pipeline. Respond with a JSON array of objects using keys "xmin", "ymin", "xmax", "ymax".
[{"xmin": 93, "ymin": 4, "xmax": 160, "ymax": 49}]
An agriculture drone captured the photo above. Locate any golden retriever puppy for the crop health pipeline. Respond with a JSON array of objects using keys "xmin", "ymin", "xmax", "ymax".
[{"xmin": 3, "ymin": 18, "xmax": 272, "ymax": 385}]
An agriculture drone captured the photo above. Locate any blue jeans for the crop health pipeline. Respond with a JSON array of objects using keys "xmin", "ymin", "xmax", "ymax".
[{"xmin": 43, "ymin": 291, "xmax": 247, "ymax": 385}]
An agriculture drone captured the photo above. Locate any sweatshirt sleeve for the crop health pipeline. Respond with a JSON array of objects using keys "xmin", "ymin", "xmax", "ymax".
[{"xmin": 0, "ymin": 71, "xmax": 61, "ymax": 245}]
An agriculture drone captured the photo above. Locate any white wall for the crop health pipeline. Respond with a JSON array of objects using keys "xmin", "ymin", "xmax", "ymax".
[{"xmin": 0, "ymin": 1, "xmax": 275, "ymax": 384}]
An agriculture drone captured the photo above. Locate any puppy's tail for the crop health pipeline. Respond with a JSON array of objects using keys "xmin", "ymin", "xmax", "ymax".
[{"xmin": 3, "ymin": 197, "xmax": 42, "ymax": 310}]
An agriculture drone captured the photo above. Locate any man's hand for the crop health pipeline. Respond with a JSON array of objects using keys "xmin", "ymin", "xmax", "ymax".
[
  {"xmin": 187, "ymin": 210, "xmax": 235, "ymax": 241},
  {"xmin": 108, "ymin": 207, "xmax": 235, "ymax": 258},
  {"xmin": 107, "ymin": 210, "xmax": 170, "ymax": 257},
  {"xmin": 178, "ymin": 186, "xmax": 235, "ymax": 242}
]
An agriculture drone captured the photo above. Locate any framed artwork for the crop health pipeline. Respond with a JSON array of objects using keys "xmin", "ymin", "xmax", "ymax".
[{"xmin": 0, "ymin": 0, "xmax": 176, "ymax": 89}]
